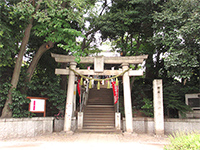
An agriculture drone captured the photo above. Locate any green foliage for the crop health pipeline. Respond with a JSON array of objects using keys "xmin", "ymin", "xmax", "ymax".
[
  {"xmin": 131, "ymin": 78, "xmax": 197, "ymax": 118},
  {"xmin": 40, "ymin": 78, "xmax": 66, "ymax": 112},
  {"xmin": 0, "ymin": 1, "xmax": 22, "ymax": 67},
  {"xmin": 28, "ymin": 75, "xmax": 66, "ymax": 114},
  {"xmin": 0, "ymin": 67, "xmax": 66, "ymax": 117},
  {"xmin": 12, "ymin": 0, "xmax": 35, "ymax": 21},
  {"xmin": 0, "ymin": 0, "xmax": 91, "ymax": 117},
  {"xmin": 0, "ymin": 77, "xmax": 34, "ymax": 117},
  {"xmin": 98, "ymin": 0, "xmax": 155, "ymax": 56},
  {"xmin": 0, "ymin": 82, "xmax": 12, "ymax": 108},
  {"xmin": 9, "ymin": 88, "xmax": 34, "ymax": 118},
  {"xmin": 163, "ymin": 81, "xmax": 192, "ymax": 118},
  {"xmin": 165, "ymin": 132, "xmax": 200, "ymax": 150},
  {"xmin": 141, "ymin": 98, "xmax": 154, "ymax": 117},
  {"xmin": 32, "ymin": 0, "xmax": 86, "ymax": 58},
  {"xmin": 132, "ymin": 78, "xmax": 153, "ymax": 109},
  {"xmin": 0, "ymin": 77, "xmax": 34, "ymax": 118},
  {"xmin": 152, "ymin": 0, "xmax": 200, "ymax": 79}
]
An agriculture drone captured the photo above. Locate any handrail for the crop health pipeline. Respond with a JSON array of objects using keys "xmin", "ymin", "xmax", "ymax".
[
  {"xmin": 117, "ymin": 99, "xmax": 119, "ymax": 113},
  {"xmin": 114, "ymin": 97, "xmax": 119, "ymax": 113}
]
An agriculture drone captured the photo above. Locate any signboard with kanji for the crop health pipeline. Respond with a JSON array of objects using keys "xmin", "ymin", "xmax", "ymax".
[{"xmin": 28, "ymin": 97, "xmax": 48, "ymax": 117}]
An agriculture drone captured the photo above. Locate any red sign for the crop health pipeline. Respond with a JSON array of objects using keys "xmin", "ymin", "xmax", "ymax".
[{"xmin": 112, "ymin": 81, "xmax": 119, "ymax": 104}]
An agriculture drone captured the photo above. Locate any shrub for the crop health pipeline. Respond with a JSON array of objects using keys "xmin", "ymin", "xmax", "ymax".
[
  {"xmin": 165, "ymin": 131, "xmax": 200, "ymax": 150},
  {"xmin": 141, "ymin": 98, "xmax": 154, "ymax": 117}
]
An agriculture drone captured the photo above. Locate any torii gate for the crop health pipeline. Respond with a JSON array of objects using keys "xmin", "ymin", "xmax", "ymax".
[{"xmin": 51, "ymin": 53, "xmax": 148, "ymax": 133}]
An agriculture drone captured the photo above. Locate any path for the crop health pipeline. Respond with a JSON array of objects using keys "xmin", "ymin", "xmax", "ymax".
[{"xmin": 0, "ymin": 132, "xmax": 169, "ymax": 150}]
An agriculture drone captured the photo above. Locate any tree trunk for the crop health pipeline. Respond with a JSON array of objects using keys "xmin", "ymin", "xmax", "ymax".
[
  {"xmin": 1, "ymin": 20, "xmax": 33, "ymax": 118},
  {"xmin": 26, "ymin": 41, "xmax": 55, "ymax": 82},
  {"xmin": 1, "ymin": 0, "xmax": 42, "ymax": 118}
]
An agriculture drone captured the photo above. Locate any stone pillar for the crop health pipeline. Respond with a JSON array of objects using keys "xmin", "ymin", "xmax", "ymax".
[
  {"xmin": 78, "ymin": 112, "xmax": 83, "ymax": 129},
  {"xmin": 64, "ymin": 62, "xmax": 77, "ymax": 132},
  {"xmin": 153, "ymin": 79, "xmax": 164, "ymax": 136},
  {"xmin": 115, "ymin": 112, "xmax": 121, "ymax": 130},
  {"xmin": 122, "ymin": 63, "xmax": 133, "ymax": 133}
]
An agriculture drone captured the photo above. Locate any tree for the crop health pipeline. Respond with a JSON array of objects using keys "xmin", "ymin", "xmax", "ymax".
[
  {"xmin": 1, "ymin": 0, "xmax": 38, "ymax": 118},
  {"xmin": 0, "ymin": 0, "xmax": 22, "ymax": 67},
  {"xmin": 152, "ymin": 0, "xmax": 200, "ymax": 80},
  {"xmin": 1, "ymin": 0, "xmax": 88, "ymax": 118},
  {"xmin": 95, "ymin": 0, "xmax": 199, "ymax": 117},
  {"xmin": 152, "ymin": 0, "xmax": 200, "ymax": 116}
]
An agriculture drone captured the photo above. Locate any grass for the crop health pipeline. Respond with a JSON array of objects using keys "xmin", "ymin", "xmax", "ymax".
[{"xmin": 165, "ymin": 131, "xmax": 200, "ymax": 150}]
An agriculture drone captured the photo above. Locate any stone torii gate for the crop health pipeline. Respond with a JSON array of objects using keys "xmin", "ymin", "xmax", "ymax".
[{"xmin": 51, "ymin": 53, "xmax": 148, "ymax": 133}]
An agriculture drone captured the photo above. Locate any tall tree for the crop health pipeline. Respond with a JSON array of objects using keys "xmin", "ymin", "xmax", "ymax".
[
  {"xmin": 1, "ymin": 0, "xmax": 89, "ymax": 118},
  {"xmin": 152, "ymin": 0, "xmax": 200, "ymax": 80},
  {"xmin": 97, "ymin": 0, "xmax": 161, "ymax": 81},
  {"xmin": 1, "ymin": 0, "xmax": 40, "ymax": 118}
]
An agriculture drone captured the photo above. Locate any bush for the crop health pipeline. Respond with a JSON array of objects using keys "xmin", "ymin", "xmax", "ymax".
[
  {"xmin": 165, "ymin": 131, "xmax": 200, "ymax": 150},
  {"xmin": 141, "ymin": 98, "xmax": 154, "ymax": 117}
]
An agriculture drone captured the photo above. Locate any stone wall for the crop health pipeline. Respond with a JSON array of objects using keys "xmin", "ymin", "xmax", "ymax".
[
  {"xmin": 0, "ymin": 117, "xmax": 54, "ymax": 139},
  {"xmin": 53, "ymin": 117, "xmax": 77, "ymax": 132},
  {"xmin": 51, "ymin": 117, "xmax": 200, "ymax": 134},
  {"xmin": 1, "ymin": 117, "xmax": 199, "ymax": 139},
  {"xmin": 54, "ymin": 117, "xmax": 200, "ymax": 134},
  {"xmin": 123, "ymin": 118, "xmax": 200, "ymax": 134},
  {"xmin": 164, "ymin": 118, "xmax": 200, "ymax": 134},
  {"xmin": 54, "ymin": 119, "xmax": 64, "ymax": 132}
]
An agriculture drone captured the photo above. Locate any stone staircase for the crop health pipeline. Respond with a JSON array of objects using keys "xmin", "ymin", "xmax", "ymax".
[{"xmin": 81, "ymin": 88, "xmax": 116, "ymax": 133}]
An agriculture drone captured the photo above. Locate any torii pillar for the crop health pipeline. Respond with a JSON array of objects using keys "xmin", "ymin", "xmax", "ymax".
[
  {"xmin": 122, "ymin": 63, "xmax": 133, "ymax": 133},
  {"xmin": 64, "ymin": 62, "xmax": 77, "ymax": 132}
]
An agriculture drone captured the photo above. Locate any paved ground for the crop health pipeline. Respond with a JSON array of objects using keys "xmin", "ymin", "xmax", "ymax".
[{"xmin": 0, "ymin": 132, "xmax": 169, "ymax": 150}]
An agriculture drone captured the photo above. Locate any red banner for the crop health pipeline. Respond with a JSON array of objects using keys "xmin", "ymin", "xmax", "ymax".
[
  {"xmin": 77, "ymin": 79, "xmax": 81, "ymax": 103},
  {"xmin": 111, "ymin": 81, "xmax": 119, "ymax": 104}
]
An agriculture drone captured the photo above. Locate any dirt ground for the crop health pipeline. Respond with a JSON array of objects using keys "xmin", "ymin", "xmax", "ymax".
[{"xmin": 0, "ymin": 132, "xmax": 170, "ymax": 150}]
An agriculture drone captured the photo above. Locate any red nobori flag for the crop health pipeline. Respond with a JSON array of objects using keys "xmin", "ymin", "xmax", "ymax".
[
  {"xmin": 77, "ymin": 79, "xmax": 81, "ymax": 103},
  {"xmin": 112, "ymin": 81, "xmax": 119, "ymax": 104}
]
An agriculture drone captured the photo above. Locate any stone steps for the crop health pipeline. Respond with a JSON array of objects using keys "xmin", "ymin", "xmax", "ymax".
[{"xmin": 79, "ymin": 88, "xmax": 116, "ymax": 133}]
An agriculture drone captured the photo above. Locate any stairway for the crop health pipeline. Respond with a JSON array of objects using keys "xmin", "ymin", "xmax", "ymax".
[{"xmin": 81, "ymin": 88, "xmax": 116, "ymax": 133}]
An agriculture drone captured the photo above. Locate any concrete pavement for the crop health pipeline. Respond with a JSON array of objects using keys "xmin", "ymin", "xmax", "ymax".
[{"xmin": 0, "ymin": 133, "xmax": 169, "ymax": 150}]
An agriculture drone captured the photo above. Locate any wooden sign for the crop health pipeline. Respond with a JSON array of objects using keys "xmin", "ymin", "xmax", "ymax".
[{"xmin": 28, "ymin": 97, "xmax": 48, "ymax": 117}]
